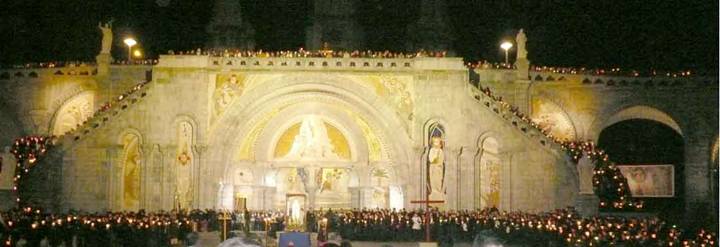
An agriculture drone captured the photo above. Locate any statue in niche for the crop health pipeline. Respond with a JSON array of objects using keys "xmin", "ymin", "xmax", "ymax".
[
  {"xmin": 98, "ymin": 20, "xmax": 113, "ymax": 55},
  {"xmin": 122, "ymin": 134, "xmax": 141, "ymax": 209},
  {"xmin": 427, "ymin": 127, "xmax": 446, "ymax": 201}
]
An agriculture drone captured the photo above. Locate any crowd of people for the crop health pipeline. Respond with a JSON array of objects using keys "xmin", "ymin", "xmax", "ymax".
[
  {"xmin": 1, "ymin": 59, "xmax": 157, "ymax": 69},
  {"xmin": 1, "ymin": 207, "xmax": 714, "ymax": 247},
  {"xmin": 166, "ymin": 47, "xmax": 448, "ymax": 59},
  {"xmin": 304, "ymin": 207, "xmax": 716, "ymax": 246},
  {"xmin": 0, "ymin": 208, "xmax": 216, "ymax": 247},
  {"xmin": 2, "ymin": 62, "xmax": 94, "ymax": 69},
  {"xmin": 475, "ymin": 85, "xmax": 558, "ymax": 143},
  {"xmin": 469, "ymin": 61, "xmax": 699, "ymax": 78}
]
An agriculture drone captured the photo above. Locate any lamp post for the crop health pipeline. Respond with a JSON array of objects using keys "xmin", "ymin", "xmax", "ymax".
[
  {"xmin": 500, "ymin": 41, "xmax": 513, "ymax": 66},
  {"xmin": 123, "ymin": 38, "xmax": 137, "ymax": 62}
]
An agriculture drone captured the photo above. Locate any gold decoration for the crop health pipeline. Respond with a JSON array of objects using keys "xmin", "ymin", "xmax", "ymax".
[
  {"xmin": 273, "ymin": 119, "xmax": 351, "ymax": 160},
  {"xmin": 177, "ymin": 151, "xmax": 191, "ymax": 166}
]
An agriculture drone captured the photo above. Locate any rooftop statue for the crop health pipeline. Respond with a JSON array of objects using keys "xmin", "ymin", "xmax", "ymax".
[{"xmin": 99, "ymin": 20, "xmax": 113, "ymax": 54}]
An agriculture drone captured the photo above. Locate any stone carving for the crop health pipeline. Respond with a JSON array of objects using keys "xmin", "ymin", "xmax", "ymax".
[
  {"xmin": 121, "ymin": 134, "xmax": 141, "ymax": 210},
  {"xmin": 98, "ymin": 21, "xmax": 113, "ymax": 55},
  {"xmin": 531, "ymin": 99, "xmax": 576, "ymax": 141},
  {"xmin": 379, "ymin": 75, "xmax": 414, "ymax": 120},
  {"xmin": 318, "ymin": 168, "xmax": 344, "ymax": 193},
  {"xmin": 281, "ymin": 116, "xmax": 341, "ymax": 161},
  {"xmin": 53, "ymin": 93, "xmax": 94, "ymax": 136},
  {"xmin": 175, "ymin": 122, "xmax": 194, "ymax": 209},
  {"xmin": 213, "ymin": 74, "xmax": 244, "ymax": 118}
]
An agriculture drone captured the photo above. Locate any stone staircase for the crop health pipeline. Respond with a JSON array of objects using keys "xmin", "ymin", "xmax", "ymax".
[
  {"xmin": 56, "ymin": 80, "xmax": 154, "ymax": 148},
  {"xmin": 468, "ymin": 85, "xmax": 566, "ymax": 155},
  {"xmin": 20, "ymin": 80, "xmax": 156, "ymax": 210}
]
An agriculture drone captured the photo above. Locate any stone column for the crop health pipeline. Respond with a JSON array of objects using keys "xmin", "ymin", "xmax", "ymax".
[
  {"xmin": 348, "ymin": 186, "xmax": 374, "ymax": 209},
  {"xmin": 684, "ymin": 135, "xmax": 712, "ymax": 224},
  {"xmin": 304, "ymin": 166, "xmax": 320, "ymax": 210},
  {"xmin": 105, "ymin": 146, "xmax": 122, "ymax": 210},
  {"xmin": 96, "ymin": 53, "xmax": 111, "ymax": 77},
  {"xmin": 192, "ymin": 145, "xmax": 207, "ymax": 209}
]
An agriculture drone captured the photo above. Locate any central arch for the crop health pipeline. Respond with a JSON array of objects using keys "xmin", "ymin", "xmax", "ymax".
[{"xmin": 204, "ymin": 74, "xmax": 413, "ymax": 209}]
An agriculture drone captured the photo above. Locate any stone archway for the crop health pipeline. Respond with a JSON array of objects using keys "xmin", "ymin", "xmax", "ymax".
[
  {"xmin": 590, "ymin": 105, "xmax": 683, "ymax": 141},
  {"xmin": 49, "ymin": 91, "xmax": 95, "ymax": 136},
  {"xmin": 204, "ymin": 74, "xmax": 412, "ymax": 210},
  {"xmin": 598, "ymin": 119, "xmax": 684, "ymax": 220}
]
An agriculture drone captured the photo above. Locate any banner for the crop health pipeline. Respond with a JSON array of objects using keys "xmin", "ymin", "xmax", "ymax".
[{"xmin": 618, "ymin": 165, "xmax": 674, "ymax": 197}]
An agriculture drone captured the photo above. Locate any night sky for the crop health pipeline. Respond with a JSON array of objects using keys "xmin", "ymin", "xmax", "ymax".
[{"xmin": 0, "ymin": 0, "xmax": 717, "ymax": 72}]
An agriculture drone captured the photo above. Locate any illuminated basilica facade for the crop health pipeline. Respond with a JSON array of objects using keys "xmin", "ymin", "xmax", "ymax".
[{"xmin": 0, "ymin": 0, "xmax": 716, "ymax": 226}]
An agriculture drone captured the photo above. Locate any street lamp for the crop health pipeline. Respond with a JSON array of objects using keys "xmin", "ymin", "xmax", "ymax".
[
  {"xmin": 123, "ymin": 38, "xmax": 137, "ymax": 62},
  {"xmin": 500, "ymin": 41, "xmax": 513, "ymax": 65}
]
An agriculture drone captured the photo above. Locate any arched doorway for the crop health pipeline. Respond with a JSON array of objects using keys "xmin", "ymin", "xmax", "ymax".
[
  {"xmin": 598, "ymin": 119, "xmax": 684, "ymax": 221},
  {"xmin": 204, "ymin": 75, "xmax": 413, "ymax": 210}
]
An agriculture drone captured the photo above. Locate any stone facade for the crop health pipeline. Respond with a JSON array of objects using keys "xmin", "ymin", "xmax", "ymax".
[{"xmin": 0, "ymin": 56, "xmax": 715, "ymax": 220}]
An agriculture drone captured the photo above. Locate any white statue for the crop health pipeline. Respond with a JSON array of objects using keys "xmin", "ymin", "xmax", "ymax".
[
  {"xmin": 427, "ymin": 136, "xmax": 445, "ymax": 201},
  {"xmin": 98, "ymin": 21, "xmax": 113, "ymax": 54},
  {"xmin": 516, "ymin": 29, "xmax": 527, "ymax": 60},
  {"xmin": 283, "ymin": 116, "xmax": 340, "ymax": 161}
]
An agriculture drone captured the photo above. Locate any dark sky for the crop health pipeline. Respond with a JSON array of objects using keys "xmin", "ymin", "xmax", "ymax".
[{"xmin": 0, "ymin": 0, "xmax": 717, "ymax": 72}]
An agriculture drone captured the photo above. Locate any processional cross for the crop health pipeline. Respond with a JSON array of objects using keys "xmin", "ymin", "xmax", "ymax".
[
  {"xmin": 410, "ymin": 148, "xmax": 444, "ymax": 242},
  {"xmin": 219, "ymin": 211, "xmax": 231, "ymax": 241}
]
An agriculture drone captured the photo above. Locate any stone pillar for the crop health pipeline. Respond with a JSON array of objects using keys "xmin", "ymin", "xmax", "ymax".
[
  {"xmin": 513, "ymin": 28, "xmax": 532, "ymax": 114},
  {"xmin": 348, "ymin": 186, "xmax": 374, "ymax": 209},
  {"xmin": 304, "ymin": 167, "xmax": 320, "ymax": 209},
  {"xmin": 684, "ymin": 135, "xmax": 712, "ymax": 224},
  {"xmin": 192, "ymin": 145, "xmax": 207, "ymax": 209},
  {"xmin": 574, "ymin": 194, "xmax": 600, "ymax": 217},
  {"xmin": 96, "ymin": 53, "xmax": 111, "ymax": 77},
  {"xmin": 264, "ymin": 186, "xmax": 276, "ymax": 210},
  {"xmin": 105, "ymin": 146, "xmax": 122, "ymax": 210}
]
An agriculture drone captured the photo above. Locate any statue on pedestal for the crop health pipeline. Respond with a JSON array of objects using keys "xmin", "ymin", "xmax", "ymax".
[{"xmin": 98, "ymin": 20, "xmax": 113, "ymax": 54}]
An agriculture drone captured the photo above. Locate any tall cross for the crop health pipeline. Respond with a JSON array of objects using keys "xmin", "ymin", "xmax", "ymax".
[
  {"xmin": 219, "ymin": 211, "xmax": 231, "ymax": 241},
  {"xmin": 410, "ymin": 148, "xmax": 444, "ymax": 242}
]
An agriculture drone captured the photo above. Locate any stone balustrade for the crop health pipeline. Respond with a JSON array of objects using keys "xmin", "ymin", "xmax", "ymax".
[
  {"xmin": 57, "ymin": 81, "xmax": 153, "ymax": 148},
  {"xmin": 474, "ymin": 68, "xmax": 717, "ymax": 88},
  {"xmin": 156, "ymin": 55, "xmax": 467, "ymax": 71},
  {"xmin": 0, "ymin": 65, "xmax": 153, "ymax": 79},
  {"xmin": 468, "ymin": 85, "xmax": 564, "ymax": 154}
]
